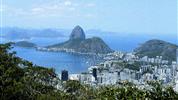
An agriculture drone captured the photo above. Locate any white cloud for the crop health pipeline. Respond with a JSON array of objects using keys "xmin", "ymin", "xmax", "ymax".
[
  {"xmin": 2, "ymin": 5, "xmax": 27, "ymax": 16},
  {"xmin": 31, "ymin": 7, "xmax": 45, "ymax": 13},
  {"xmin": 0, "ymin": 5, "xmax": 4, "ymax": 12},
  {"xmin": 68, "ymin": 7, "xmax": 75, "ymax": 11},
  {"xmin": 85, "ymin": 13, "xmax": 95, "ymax": 18},
  {"xmin": 3, "ymin": 1, "xmax": 97, "ymax": 19},
  {"xmin": 29, "ymin": 1, "xmax": 75, "ymax": 16},
  {"xmin": 0, "ymin": 5, "xmax": 8, "ymax": 12},
  {"xmin": 86, "ymin": 3, "xmax": 95, "ymax": 7},
  {"xmin": 0, "ymin": 8, "xmax": 3, "ymax": 12},
  {"xmin": 64, "ymin": 1, "xmax": 72, "ymax": 6}
]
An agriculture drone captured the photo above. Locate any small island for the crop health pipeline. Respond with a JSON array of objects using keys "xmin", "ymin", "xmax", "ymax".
[{"xmin": 14, "ymin": 41, "xmax": 37, "ymax": 48}]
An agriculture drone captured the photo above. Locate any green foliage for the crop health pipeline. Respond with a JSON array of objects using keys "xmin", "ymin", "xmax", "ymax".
[
  {"xmin": 135, "ymin": 39, "xmax": 178, "ymax": 61},
  {"xmin": 0, "ymin": 43, "xmax": 178, "ymax": 100},
  {"xmin": 97, "ymin": 86, "xmax": 146, "ymax": 100},
  {"xmin": 14, "ymin": 41, "xmax": 36, "ymax": 48},
  {"xmin": 0, "ymin": 43, "xmax": 60, "ymax": 100},
  {"xmin": 147, "ymin": 81, "xmax": 178, "ymax": 99},
  {"xmin": 115, "ymin": 61, "xmax": 141, "ymax": 71}
]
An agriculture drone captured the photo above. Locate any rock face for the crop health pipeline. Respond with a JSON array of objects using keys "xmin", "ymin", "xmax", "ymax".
[
  {"xmin": 70, "ymin": 25, "xmax": 85, "ymax": 40},
  {"xmin": 14, "ymin": 41, "xmax": 36, "ymax": 48},
  {"xmin": 47, "ymin": 26, "xmax": 113, "ymax": 54},
  {"xmin": 79, "ymin": 37, "xmax": 113, "ymax": 54},
  {"xmin": 134, "ymin": 39, "xmax": 178, "ymax": 61}
]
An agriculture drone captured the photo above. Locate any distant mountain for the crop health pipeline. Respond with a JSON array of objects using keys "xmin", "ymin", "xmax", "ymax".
[
  {"xmin": 0, "ymin": 27, "xmax": 65, "ymax": 40},
  {"xmin": 14, "ymin": 41, "xmax": 37, "ymax": 48},
  {"xmin": 134, "ymin": 39, "xmax": 178, "ymax": 61},
  {"xmin": 46, "ymin": 26, "xmax": 113, "ymax": 54}
]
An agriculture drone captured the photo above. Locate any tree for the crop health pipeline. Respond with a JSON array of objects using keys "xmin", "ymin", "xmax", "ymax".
[
  {"xmin": 1, "ymin": 43, "xmax": 178, "ymax": 100},
  {"xmin": 0, "ymin": 43, "xmax": 61, "ymax": 100}
]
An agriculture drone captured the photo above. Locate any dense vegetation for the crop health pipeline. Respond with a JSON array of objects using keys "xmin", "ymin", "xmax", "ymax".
[
  {"xmin": 14, "ymin": 41, "xmax": 36, "ymax": 48},
  {"xmin": 110, "ymin": 61, "xmax": 141, "ymax": 71},
  {"xmin": 134, "ymin": 39, "xmax": 178, "ymax": 61},
  {"xmin": 0, "ymin": 43, "xmax": 178, "ymax": 100}
]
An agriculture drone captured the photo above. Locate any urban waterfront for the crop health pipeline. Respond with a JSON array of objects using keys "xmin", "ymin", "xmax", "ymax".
[
  {"xmin": 1, "ymin": 0, "xmax": 177, "ymax": 99},
  {"xmin": 8, "ymin": 34, "xmax": 176, "ymax": 74}
]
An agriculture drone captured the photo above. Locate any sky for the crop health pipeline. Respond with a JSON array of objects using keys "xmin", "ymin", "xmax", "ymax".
[{"xmin": 1, "ymin": 0, "xmax": 177, "ymax": 34}]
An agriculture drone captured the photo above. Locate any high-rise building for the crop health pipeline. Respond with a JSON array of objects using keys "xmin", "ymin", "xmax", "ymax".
[
  {"xmin": 61, "ymin": 70, "xmax": 68, "ymax": 81},
  {"xmin": 135, "ymin": 72, "xmax": 140, "ymax": 80},
  {"xmin": 92, "ymin": 68, "xmax": 97, "ymax": 81}
]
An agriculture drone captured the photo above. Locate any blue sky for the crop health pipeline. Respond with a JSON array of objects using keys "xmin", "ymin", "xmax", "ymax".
[{"xmin": 1, "ymin": 0, "xmax": 177, "ymax": 34}]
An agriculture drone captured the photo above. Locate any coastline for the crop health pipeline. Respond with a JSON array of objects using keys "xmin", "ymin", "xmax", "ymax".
[{"xmin": 36, "ymin": 46, "xmax": 109, "ymax": 57}]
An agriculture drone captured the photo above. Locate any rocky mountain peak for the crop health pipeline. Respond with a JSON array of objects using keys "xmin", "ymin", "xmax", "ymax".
[{"xmin": 70, "ymin": 25, "xmax": 86, "ymax": 40}]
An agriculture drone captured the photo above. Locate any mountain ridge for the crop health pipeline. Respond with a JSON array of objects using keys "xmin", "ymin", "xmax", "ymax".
[
  {"xmin": 14, "ymin": 41, "xmax": 37, "ymax": 48},
  {"xmin": 134, "ymin": 39, "xmax": 178, "ymax": 61},
  {"xmin": 46, "ymin": 26, "xmax": 114, "ymax": 54}
]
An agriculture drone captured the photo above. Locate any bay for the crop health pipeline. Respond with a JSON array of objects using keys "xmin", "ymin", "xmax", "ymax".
[
  {"xmin": 13, "ymin": 47, "xmax": 103, "ymax": 74},
  {"xmin": 3, "ymin": 34, "xmax": 177, "ymax": 74}
]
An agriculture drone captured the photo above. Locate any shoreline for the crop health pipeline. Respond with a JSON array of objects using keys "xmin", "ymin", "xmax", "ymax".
[{"xmin": 36, "ymin": 47, "xmax": 110, "ymax": 57}]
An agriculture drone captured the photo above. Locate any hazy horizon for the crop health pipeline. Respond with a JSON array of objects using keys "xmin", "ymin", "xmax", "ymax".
[
  {"xmin": 1, "ymin": 0, "xmax": 177, "ymax": 35},
  {"xmin": 0, "ymin": 26, "xmax": 177, "ymax": 35}
]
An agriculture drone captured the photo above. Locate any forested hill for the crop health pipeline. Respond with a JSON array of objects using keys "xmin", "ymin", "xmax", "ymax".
[
  {"xmin": 134, "ymin": 39, "xmax": 178, "ymax": 61},
  {"xmin": 0, "ymin": 43, "xmax": 178, "ymax": 100}
]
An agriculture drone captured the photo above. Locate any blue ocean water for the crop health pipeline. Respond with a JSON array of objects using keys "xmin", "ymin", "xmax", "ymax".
[
  {"xmin": 3, "ymin": 34, "xmax": 177, "ymax": 74},
  {"xmin": 13, "ymin": 47, "xmax": 103, "ymax": 74}
]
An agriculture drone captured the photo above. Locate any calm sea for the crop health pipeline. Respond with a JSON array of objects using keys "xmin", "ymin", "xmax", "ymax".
[{"xmin": 2, "ymin": 34, "xmax": 177, "ymax": 74}]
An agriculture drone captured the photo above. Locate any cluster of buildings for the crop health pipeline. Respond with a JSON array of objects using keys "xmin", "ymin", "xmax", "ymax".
[
  {"xmin": 36, "ymin": 47, "xmax": 101, "ymax": 55},
  {"xmin": 59, "ymin": 51, "xmax": 178, "ymax": 91},
  {"xmin": 37, "ymin": 47, "xmax": 76, "ymax": 53}
]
